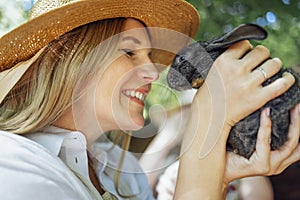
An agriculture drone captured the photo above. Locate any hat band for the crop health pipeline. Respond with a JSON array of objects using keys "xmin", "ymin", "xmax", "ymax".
[{"xmin": 0, "ymin": 47, "xmax": 45, "ymax": 105}]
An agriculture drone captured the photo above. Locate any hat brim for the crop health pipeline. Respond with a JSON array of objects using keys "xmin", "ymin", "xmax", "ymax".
[{"xmin": 0, "ymin": 0, "xmax": 200, "ymax": 72}]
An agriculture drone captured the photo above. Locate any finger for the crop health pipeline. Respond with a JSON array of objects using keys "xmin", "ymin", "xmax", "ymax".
[
  {"xmin": 268, "ymin": 104, "xmax": 300, "ymax": 173},
  {"xmin": 250, "ymin": 58, "xmax": 282, "ymax": 84},
  {"xmin": 286, "ymin": 144, "xmax": 300, "ymax": 165},
  {"xmin": 241, "ymin": 45, "xmax": 270, "ymax": 71},
  {"xmin": 270, "ymin": 143, "xmax": 300, "ymax": 175},
  {"xmin": 276, "ymin": 104, "xmax": 300, "ymax": 158},
  {"xmin": 222, "ymin": 40, "xmax": 253, "ymax": 59},
  {"xmin": 253, "ymin": 108, "xmax": 272, "ymax": 162},
  {"xmin": 261, "ymin": 71, "xmax": 295, "ymax": 101},
  {"xmin": 285, "ymin": 104, "xmax": 300, "ymax": 150},
  {"xmin": 281, "ymin": 144, "xmax": 300, "ymax": 167}
]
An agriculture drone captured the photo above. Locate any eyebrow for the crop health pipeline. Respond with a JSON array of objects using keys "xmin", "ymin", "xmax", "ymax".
[{"xmin": 122, "ymin": 36, "xmax": 142, "ymax": 45}]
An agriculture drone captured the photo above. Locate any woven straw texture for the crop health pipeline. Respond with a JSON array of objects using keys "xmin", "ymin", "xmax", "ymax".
[{"xmin": 0, "ymin": 0, "xmax": 200, "ymax": 71}]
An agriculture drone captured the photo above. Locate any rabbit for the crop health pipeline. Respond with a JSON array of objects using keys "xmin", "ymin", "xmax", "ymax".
[{"xmin": 167, "ymin": 24, "xmax": 300, "ymax": 159}]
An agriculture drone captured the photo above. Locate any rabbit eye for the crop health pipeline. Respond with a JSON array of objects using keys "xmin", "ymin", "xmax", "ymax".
[{"xmin": 178, "ymin": 55, "xmax": 186, "ymax": 62}]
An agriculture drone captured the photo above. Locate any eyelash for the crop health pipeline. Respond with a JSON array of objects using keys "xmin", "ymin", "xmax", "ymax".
[{"xmin": 121, "ymin": 49, "xmax": 134, "ymax": 57}]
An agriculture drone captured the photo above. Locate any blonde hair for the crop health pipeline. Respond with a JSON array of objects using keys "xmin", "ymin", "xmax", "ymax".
[
  {"xmin": 0, "ymin": 17, "xmax": 146, "ymax": 198},
  {"xmin": 0, "ymin": 18, "xmax": 126, "ymax": 134}
]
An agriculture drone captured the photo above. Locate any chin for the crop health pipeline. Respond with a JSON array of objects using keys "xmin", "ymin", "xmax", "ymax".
[{"xmin": 125, "ymin": 117, "xmax": 145, "ymax": 131}]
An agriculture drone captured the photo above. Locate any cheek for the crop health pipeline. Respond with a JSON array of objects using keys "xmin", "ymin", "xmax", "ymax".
[
  {"xmin": 97, "ymin": 68, "xmax": 123, "ymax": 98},
  {"xmin": 94, "ymin": 71, "xmax": 126, "ymax": 117},
  {"xmin": 95, "ymin": 81, "xmax": 115, "ymax": 110},
  {"xmin": 93, "ymin": 59, "xmax": 144, "ymax": 123}
]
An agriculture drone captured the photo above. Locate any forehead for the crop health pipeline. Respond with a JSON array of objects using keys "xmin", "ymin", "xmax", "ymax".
[{"xmin": 120, "ymin": 18, "xmax": 151, "ymax": 46}]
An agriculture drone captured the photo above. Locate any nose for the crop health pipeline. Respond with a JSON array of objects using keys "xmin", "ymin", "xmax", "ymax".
[{"xmin": 137, "ymin": 60, "xmax": 159, "ymax": 83}]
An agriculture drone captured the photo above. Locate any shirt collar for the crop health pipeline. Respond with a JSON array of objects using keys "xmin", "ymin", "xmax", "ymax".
[
  {"xmin": 25, "ymin": 126, "xmax": 72, "ymax": 155},
  {"xmin": 25, "ymin": 126, "xmax": 90, "ymax": 178},
  {"xmin": 25, "ymin": 126, "xmax": 153, "ymax": 199}
]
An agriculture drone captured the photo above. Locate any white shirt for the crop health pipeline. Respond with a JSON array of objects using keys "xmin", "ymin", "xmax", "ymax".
[{"xmin": 0, "ymin": 126, "xmax": 154, "ymax": 200}]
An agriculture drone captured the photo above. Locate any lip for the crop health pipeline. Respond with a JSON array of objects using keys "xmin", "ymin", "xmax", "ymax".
[{"xmin": 122, "ymin": 87, "xmax": 149, "ymax": 106}]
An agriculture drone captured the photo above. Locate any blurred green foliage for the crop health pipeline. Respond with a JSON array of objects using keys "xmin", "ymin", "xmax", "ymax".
[
  {"xmin": 187, "ymin": 0, "xmax": 300, "ymax": 67},
  {"xmin": 1, "ymin": 0, "xmax": 299, "ymax": 112},
  {"xmin": 147, "ymin": 0, "xmax": 300, "ymax": 111}
]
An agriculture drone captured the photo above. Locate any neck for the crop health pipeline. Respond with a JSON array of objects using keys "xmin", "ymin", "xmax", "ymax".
[{"xmin": 54, "ymin": 106, "xmax": 106, "ymax": 147}]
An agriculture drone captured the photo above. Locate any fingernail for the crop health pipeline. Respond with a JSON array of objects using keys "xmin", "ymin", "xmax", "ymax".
[
  {"xmin": 282, "ymin": 72, "xmax": 291, "ymax": 77},
  {"xmin": 273, "ymin": 57, "xmax": 282, "ymax": 65},
  {"xmin": 265, "ymin": 107, "xmax": 270, "ymax": 117}
]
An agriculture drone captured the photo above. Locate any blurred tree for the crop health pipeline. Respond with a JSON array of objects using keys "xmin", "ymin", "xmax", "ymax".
[
  {"xmin": 148, "ymin": 0, "xmax": 300, "ymax": 114},
  {"xmin": 1, "ymin": 0, "xmax": 299, "ymax": 110},
  {"xmin": 1, "ymin": 0, "xmax": 298, "ymax": 66},
  {"xmin": 187, "ymin": 0, "xmax": 300, "ymax": 67},
  {"xmin": 0, "ymin": 1, "xmax": 28, "ymax": 36}
]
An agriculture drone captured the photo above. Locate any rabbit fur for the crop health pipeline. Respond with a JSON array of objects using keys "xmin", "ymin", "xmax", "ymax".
[{"xmin": 167, "ymin": 24, "xmax": 300, "ymax": 158}]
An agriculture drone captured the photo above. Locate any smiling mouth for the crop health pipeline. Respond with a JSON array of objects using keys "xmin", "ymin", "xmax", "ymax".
[{"xmin": 122, "ymin": 89, "xmax": 148, "ymax": 105}]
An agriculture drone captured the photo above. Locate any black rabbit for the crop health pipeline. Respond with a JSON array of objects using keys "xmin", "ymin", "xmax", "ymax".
[{"xmin": 167, "ymin": 24, "xmax": 300, "ymax": 159}]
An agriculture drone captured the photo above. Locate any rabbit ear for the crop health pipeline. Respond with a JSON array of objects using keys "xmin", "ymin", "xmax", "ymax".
[{"xmin": 205, "ymin": 24, "xmax": 268, "ymax": 51}]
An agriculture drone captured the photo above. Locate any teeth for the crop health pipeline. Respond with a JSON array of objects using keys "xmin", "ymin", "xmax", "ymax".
[
  {"xmin": 123, "ymin": 90, "xmax": 147, "ymax": 101},
  {"xmin": 131, "ymin": 91, "xmax": 135, "ymax": 97},
  {"xmin": 136, "ymin": 92, "xmax": 142, "ymax": 100}
]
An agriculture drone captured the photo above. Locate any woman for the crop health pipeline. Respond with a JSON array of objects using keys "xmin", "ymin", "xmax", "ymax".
[{"xmin": 0, "ymin": 0, "xmax": 299, "ymax": 199}]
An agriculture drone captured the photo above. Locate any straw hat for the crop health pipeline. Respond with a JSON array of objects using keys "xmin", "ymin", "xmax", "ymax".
[
  {"xmin": 0, "ymin": 0, "xmax": 200, "ymax": 72},
  {"xmin": 0, "ymin": 0, "xmax": 200, "ymax": 104}
]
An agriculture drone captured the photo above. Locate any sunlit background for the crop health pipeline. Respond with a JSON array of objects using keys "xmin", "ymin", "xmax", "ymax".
[
  {"xmin": 1, "ymin": 0, "xmax": 299, "ymax": 66},
  {"xmin": 1, "ymin": 0, "xmax": 300, "ymax": 118},
  {"xmin": 1, "ymin": 1, "xmax": 300, "ymax": 199}
]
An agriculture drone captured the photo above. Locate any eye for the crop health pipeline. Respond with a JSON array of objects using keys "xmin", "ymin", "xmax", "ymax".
[
  {"xmin": 178, "ymin": 55, "xmax": 186, "ymax": 62},
  {"xmin": 121, "ymin": 49, "xmax": 134, "ymax": 57}
]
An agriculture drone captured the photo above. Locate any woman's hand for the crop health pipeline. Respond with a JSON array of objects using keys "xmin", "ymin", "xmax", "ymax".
[
  {"xmin": 195, "ymin": 40, "xmax": 295, "ymax": 129},
  {"xmin": 176, "ymin": 40, "xmax": 298, "ymax": 199},
  {"xmin": 225, "ymin": 105, "xmax": 300, "ymax": 184}
]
